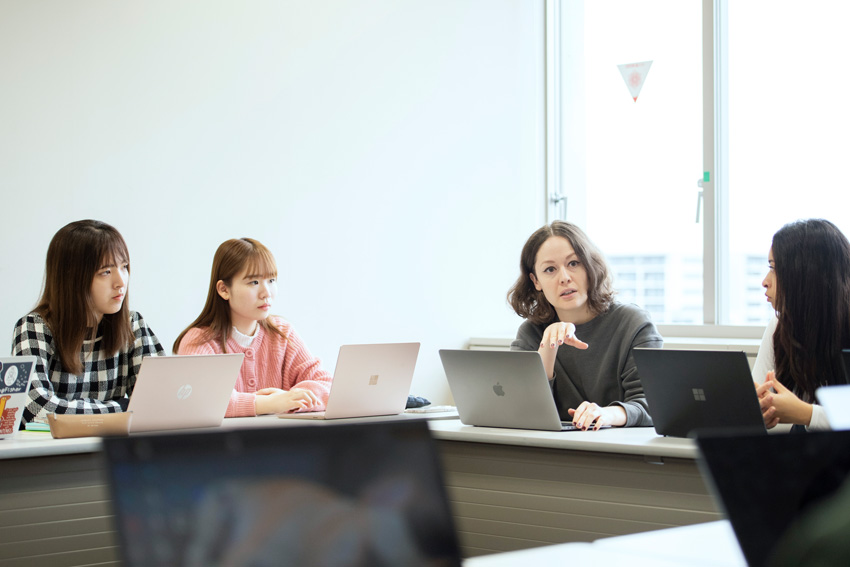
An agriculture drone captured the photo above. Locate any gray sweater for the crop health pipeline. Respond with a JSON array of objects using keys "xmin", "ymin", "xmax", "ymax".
[{"xmin": 511, "ymin": 302, "xmax": 662, "ymax": 427}]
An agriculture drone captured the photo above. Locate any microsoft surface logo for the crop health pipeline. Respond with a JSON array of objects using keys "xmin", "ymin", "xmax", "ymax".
[{"xmin": 692, "ymin": 388, "xmax": 706, "ymax": 402}]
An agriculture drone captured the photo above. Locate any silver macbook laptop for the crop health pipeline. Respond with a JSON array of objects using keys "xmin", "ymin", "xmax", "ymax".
[
  {"xmin": 127, "ymin": 354, "xmax": 244, "ymax": 433},
  {"xmin": 0, "ymin": 356, "xmax": 36, "ymax": 437},
  {"xmin": 633, "ymin": 348, "xmax": 766, "ymax": 437},
  {"xmin": 439, "ymin": 349, "xmax": 598, "ymax": 431},
  {"xmin": 278, "ymin": 343, "xmax": 420, "ymax": 420},
  {"xmin": 817, "ymin": 384, "xmax": 850, "ymax": 430}
]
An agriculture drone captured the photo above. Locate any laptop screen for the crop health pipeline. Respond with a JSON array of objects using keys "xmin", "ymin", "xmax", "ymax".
[
  {"xmin": 104, "ymin": 420, "xmax": 461, "ymax": 567},
  {"xmin": 696, "ymin": 430, "xmax": 850, "ymax": 567},
  {"xmin": 0, "ymin": 356, "xmax": 36, "ymax": 436}
]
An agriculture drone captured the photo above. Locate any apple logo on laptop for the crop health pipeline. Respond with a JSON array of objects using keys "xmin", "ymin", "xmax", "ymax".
[
  {"xmin": 177, "ymin": 384, "xmax": 193, "ymax": 400},
  {"xmin": 493, "ymin": 382, "xmax": 505, "ymax": 397}
]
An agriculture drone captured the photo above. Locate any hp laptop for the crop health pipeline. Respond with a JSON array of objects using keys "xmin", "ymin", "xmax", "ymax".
[
  {"xmin": 278, "ymin": 343, "xmax": 420, "ymax": 420},
  {"xmin": 633, "ymin": 349, "xmax": 766, "ymax": 437},
  {"xmin": 439, "ymin": 349, "xmax": 604, "ymax": 431},
  {"xmin": 0, "ymin": 356, "xmax": 36, "ymax": 437},
  {"xmin": 696, "ymin": 430, "xmax": 850, "ymax": 567},
  {"xmin": 127, "ymin": 354, "xmax": 244, "ymax": 433},
  {"xmin": 103, "ymin": 420, "xmax": 462, "ymax": 567}
]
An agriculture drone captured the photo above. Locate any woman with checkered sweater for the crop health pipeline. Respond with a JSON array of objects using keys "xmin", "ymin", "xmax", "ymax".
[
  {"xmin": 174, "ymin": 238, "xmax": 332, "ymax": 417},
  {"xmin": 11, "ymin": 220, "xmax": 163, "ymax": 425}
]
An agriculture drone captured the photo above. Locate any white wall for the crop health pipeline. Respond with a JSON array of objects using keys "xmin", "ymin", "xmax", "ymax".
[{"xmin": 0, "ymin": 0, "xmax": 546, "ymax": 404}]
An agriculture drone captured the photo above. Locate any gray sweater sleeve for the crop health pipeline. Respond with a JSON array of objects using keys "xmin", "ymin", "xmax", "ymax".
[{"xmin": 511, "ymin": 304, "xmax": 662, "ymax": 428}]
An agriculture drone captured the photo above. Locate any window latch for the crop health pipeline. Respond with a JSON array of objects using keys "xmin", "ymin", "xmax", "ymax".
[{"xmin": 695, "ymin": 179, "xmax": 704, "ymax": 223}]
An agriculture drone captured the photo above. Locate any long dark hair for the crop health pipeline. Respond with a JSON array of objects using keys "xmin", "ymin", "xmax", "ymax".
[
  {"xmin": 507, "ymin": 221, "xmax": 614, "ymax": 325},
  {"xmin": 772, "ymin": 219, "xmax": 850, "ymax": 401},
  {"xmin": 173, "ymin": 238, "xmax": 288, "ymax": 353},
  {"xmin": 35, "ymin": 220, "xmax": 134, "ymax": 375}
]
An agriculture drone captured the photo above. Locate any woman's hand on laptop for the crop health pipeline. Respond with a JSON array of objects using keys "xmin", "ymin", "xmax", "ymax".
[
  {"xmin": 568, "ymin": 402, "xmax": 626, "ymax": 430},
  {"xmin": 254, "ymin": 387, "xmax": 322, "ymax": 415}
]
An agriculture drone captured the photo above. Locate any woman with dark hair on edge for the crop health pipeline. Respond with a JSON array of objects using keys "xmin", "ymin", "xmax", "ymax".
[
  {"xmin": 754, "ymin": 219, "xmax": 850, "ymax": 430},
  {"xmin": 507, "ymin": 221, "xmax": 662, "ymax": 430},
  {"xmin": 11, "ymin": 220, "xmax": 164, "ymax": 425}
]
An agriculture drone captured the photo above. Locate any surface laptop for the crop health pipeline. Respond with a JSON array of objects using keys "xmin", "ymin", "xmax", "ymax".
[
  {"xmin": 633, "ymin": 348, "xmax": 766, "ymax": 437},
  {"xmin": 278, "ymin": 343, "xmax": 420, "ymax": 420}
]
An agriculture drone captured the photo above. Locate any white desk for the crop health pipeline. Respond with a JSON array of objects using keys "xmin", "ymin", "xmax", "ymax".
[
  {"xmin": 464, "ymin": 520, "xmax": 746, "ymax": 567},
  {"xmin": 0, "ymin": 415, "xmax": 721, "ymax": 566},
  {"xmin": 428, "ymin": 420, "xmax": 721, "ymax": 557},
  {"xmin": 427, "ymin": 418, "xmax": 700, "ymax": 458}
]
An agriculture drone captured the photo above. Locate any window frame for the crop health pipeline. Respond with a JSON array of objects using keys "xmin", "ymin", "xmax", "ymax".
[{"xmin": 546, "ymin": 0, "xmax": 757, "ymax": 336}]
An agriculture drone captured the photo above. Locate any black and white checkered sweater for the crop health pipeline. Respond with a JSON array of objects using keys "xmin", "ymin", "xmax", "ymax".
[{"xmin": 11, "ymin": 311, "xmax": 164, "ymax": 424}]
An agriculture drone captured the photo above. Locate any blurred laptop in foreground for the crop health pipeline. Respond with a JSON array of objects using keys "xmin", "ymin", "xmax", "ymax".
[{"xmin": 103, "ymin": 419, "xmax": 461, "ymax": 567}]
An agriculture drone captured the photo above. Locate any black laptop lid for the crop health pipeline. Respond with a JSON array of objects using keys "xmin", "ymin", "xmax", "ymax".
[
  {"xmin": 696, "ymin": 430, "xmax": 850, "ymax": 567},
  {"xmin": 633, "ymin": 349, "xmax": 766, "ymax": 437},
  {"xmin": 103, "ymin": 420, "xmax": 461, "ymax": 567}
]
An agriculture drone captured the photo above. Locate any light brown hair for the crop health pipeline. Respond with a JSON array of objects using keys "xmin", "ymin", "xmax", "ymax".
[
  {"xmin": 35, "ymin": 220, "xmax": 134, "ymax": 374},
  {"xmin": 507, "ymin": 221, "xmax": 614, "ymax": 325},
  {"xmin": 173, "ymin": 238, "xmax": 288, "ymax": 353}
]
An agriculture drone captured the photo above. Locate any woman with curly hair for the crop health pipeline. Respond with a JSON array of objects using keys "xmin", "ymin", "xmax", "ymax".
[{"xmin": 507, "ymin": 221, "xmax": 662, "ymax": 430}]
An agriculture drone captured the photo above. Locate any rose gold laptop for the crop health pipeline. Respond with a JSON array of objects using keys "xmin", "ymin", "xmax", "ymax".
[
  {"xmin": 277, "ymin": 343, "xmax": 420, "ymax": 420},
  {"xmin": 127, "ymin": 354, "xmax": 244, "ymax": 433}
]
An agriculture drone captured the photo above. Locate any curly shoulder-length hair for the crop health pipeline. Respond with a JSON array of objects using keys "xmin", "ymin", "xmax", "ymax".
[
  {"xmin": 771, "ymin": 218, "xmax": 850, "ymax": 401},
  {"xmin": 507, "ymin": 221, "xmax": 614, "ymax": 325}
]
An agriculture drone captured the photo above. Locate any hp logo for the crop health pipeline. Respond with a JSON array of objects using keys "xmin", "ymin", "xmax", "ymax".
[{"xmin": 177, "ymin": 384, "xmax": 193, "ymax": 400}]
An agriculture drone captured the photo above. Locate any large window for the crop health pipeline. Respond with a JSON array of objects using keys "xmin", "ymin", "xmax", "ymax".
[
  {"xmin": 552, "ymin": 0, "xmax": 850, "ymax": 328},
  {"xmin": 725, "ymin": 1, "xmax": 850, "ymax": 324}
]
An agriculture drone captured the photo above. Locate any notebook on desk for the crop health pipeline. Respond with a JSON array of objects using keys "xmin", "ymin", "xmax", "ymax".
[
  {"xmin": 278, "ymin": 342, "xmax": 420, "ymax": 420},
  {"xmin": 0, "ymin": 356, "xmax": 36, "ymax": 438},
  {"xmin": 633, "ymin": 348, "xmax": 766, "ymax": 437},
  {"xmin": 127, "ymin": 354, "xmax": 244, "ymax": 433},
  {"xmin": 696, "ymin": 430, "xmax": 850, "ymax": 567},
  {"xmin": 439, "ymin": 349, "xmax": 607, "ymax": 432},
  {"xmin": 102, "ymin": 419, "xmax": 462, "ymax": 567}
]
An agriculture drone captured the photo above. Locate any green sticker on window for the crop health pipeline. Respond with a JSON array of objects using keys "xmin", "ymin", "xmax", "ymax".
[{"xmin": 703, "ymin": 171, "xmax": 710, "ymax": 182}]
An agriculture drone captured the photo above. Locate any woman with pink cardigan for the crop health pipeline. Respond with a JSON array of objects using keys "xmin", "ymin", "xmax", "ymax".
[{"xmin": 174, "ymin": 238, "xmax": 331, "ymax": 417}]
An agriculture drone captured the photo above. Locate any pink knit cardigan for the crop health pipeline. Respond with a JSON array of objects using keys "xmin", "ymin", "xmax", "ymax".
[{"xmin": 177, "ymin": 317, "xmax": 332, "ymax": 417}]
